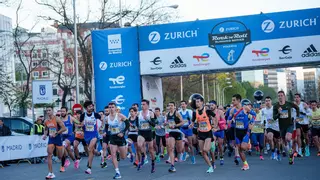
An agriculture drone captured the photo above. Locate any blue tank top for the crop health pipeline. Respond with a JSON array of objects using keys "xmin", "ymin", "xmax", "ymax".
[
  {"xmin": 180, "ymin": 110, "xmax": 191, "ymax": 128},
  {"xmin": 231, "ymin": 109, "xmax": 256, "ymax": 130},
  {"xmin": 62, "ymin": 116, "xmax": 73, "ymax": 136}
]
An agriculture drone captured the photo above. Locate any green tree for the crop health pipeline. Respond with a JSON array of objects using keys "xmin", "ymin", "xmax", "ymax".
[
  {"xmin": 287, "ymin": 90, "xmax": 294, "ymax": 102},
  {"xmin": 224, "ymin": 82, "xmax": 246, "ymax": 105},
  {"xmin": 241, "ymin": 81, "xmax": 256, "ymax": 101},
  {"xmin": 256, "ymin": 85, "xmax": 277, "ymax": 102}
]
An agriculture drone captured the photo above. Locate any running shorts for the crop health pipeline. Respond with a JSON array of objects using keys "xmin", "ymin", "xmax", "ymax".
[
  {"xmin": 180, "ymin": 127, "xmax": 193, "ymax": 137},
  {"xmin": 75, "ymin": 138, "xmax": 87, "ymax": 146},
  {"xmin": 214, "ymin": 130, "xmax": 225, "ymax": 139},
  {"xmin": 266, "ymin": 128, "xmax": 280, "ymax": 139},
  {"xmin": 138, "ymin": 130, "xmax": 153, "ymax": 142},
  {"xmin": 235, "ymin": 129, "xmax": 249, "ymax": 145},
  {"xmin": 128, "ymin": 134, "xmax": 138, "ymax": 143},
  {"xmin": 110, "ymin": 135, "xmax": 127, "ymax": 147},
  {"xmin": 198, "ymin": 130, "xmax": 213, "ymax": 141},
  {"xmin": 280, "ymin": 125, "xmax": 294, "ymax": 138},
  {"xmin": 169, "ymin": 131, "xmax": 182, "ymax": 141}
]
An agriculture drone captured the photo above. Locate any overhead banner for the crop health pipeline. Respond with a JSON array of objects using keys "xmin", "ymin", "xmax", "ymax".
[
  {"xmin": 0, "ymin": 135, "xmax": 48, "ymax": 161},
  {"xmin": 92, "ymin": 27, "xmax": 142, "ymax": 115},
  {"xmin": 139, "ymin": 8, "xmax": 320, "ymax": 76},
  {"xmin": 32, "ymin": 80, "xmax": 53, "ymax": 104},
  {"xmin": 142, "ymin": 76, "xmax": 163, "ymax": 111}
]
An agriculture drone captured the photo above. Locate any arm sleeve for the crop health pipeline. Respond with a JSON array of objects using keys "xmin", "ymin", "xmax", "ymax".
[
  {"xmin": 80, "ymin": 114, "xmax": 85, "ymax": 122},
  {"xmin": 273, "ymin": 104, "xmax": 280, "ymax": 120},
  {"xmin": 192, "ymin": 111, "xmax": 196, "ymax": 122},
  {"xmin": 122, "ymin": 120, "xmax": 130, "ymax": 133}
]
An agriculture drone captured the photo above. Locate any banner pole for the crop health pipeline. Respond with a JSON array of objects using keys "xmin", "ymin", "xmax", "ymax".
[{"xmin": 32, "ymin": 81, "xmax": 35, "ymax": 121}]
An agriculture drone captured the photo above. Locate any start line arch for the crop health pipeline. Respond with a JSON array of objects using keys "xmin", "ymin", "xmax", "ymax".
[{"xmin": 92, "ymin": 8, "xmax": 320, "ymax": 115}]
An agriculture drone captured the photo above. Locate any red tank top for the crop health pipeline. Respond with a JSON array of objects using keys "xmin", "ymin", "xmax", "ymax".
[{"xmin": 215, "ymin": 109, "xmax": 226, "ymax": 130}]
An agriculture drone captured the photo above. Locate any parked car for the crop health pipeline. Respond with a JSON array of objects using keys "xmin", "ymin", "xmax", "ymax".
[{"xmin": 0, "ymin": 117, "xmax": 34, "ymax": 135}]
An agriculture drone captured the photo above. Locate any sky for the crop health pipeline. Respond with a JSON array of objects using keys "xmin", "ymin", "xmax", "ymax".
[{"xmin": 0, "ymin": 0, "xmax": 319, "ymax": 32}]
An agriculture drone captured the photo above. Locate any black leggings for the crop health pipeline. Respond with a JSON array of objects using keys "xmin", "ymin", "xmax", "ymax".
[{"xmin": 156, "ymin": 135, "xmax": 166, "ymax": 154}]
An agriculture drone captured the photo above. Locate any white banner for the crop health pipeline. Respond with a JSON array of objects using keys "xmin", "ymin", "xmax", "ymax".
[
  {"xmin": 142, "ymin": 76, "xmax": 163, "ymax": 111},
  {"xmin": 140, "ymin": 35, "xmax": 320, "ymax": 75},
  {"xmin": 32, "ymin": 80, "xmax": 53, "ymax": 104},
  {"xmin": 0, "ymin": 135, "xmax": 48, "ymax": 161}
]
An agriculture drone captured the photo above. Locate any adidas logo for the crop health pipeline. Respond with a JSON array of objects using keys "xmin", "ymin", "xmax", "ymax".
[
  {"xmin": 301, "ymin": 44, "xmax": 320, "ymax": 58},
  {"xmin": 170, "ymin": 56, "xmax": 186, "ymax": 68}
]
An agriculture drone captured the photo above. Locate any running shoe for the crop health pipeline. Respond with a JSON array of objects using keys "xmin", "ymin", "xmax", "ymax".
[
  {"xmin": 74, "ymin": 160, "xmax": 80, "ymax": 169},
  {"xmin": 156, "ymin": 155, "xmax": 160, "ymax": 163},
  {"xmin": 260, "ymin": 155, "xmax": 264, "ymax": 160},
  {"xmin": 317, "ymin": 152, "xmax": 320, "ymax": 156},
  {"xmin": 266, "ymin": 143, "xmax": 270, "ymax": 151},
  {"xmin": 137, "ymin": 163, "xmax": 142, "ymax": 171},
  {"xmin": 234, "ymin": 156, "xmax": 240, "ymax": 165},
  {"xmin": 101, "ymin": 162, "xmax": 107, "ymax": 168},
  {"xmin": 305, "ymin": 146, "xmax": 310, "ymax": 157},
  {"xmin": 64, "ymin": 159, "xmax": 70, "ymax": 168},
  {"xmin": 271, "ymin": 152, "xmax": 275, "ymax": 160},
  {"xmin": 282, "ymin": 151, "xmax": 287, "ymax": 157},
  {"xmin": 206, "ymin": 166, "xmax": 214, "ymax": 173},
  {"xmin": 191, "ymin": 156, "xmax": 196, "ymax": 164},
  {"xmin": 276, "ymin": 153, "xmax": 282, "ymax": 161},
  {"xmin": 45, "ymin": 173, "xmax": 56, "ymax": 179},
  {"xmin": 168, "ymin": 166, "xmax": 176, "ymax": 173},
  {"xmin": 144, "ymin": 157, "xmax": 149, "ymax": 164},
  {"xmin": 165, "ymin": 158, "xmax": 170, "ymax": 164},
  {"xmin": 113, "ymin": 173, "xmax": 121, "ymax": 179},
  {"xmin": 151, "ymin": 164, "xmax": 155, "ymax": 173},
  {"xmin": 289, "ymin": 152, "xmax": 294, "ymax": 165},
  {"xmin": 241, "ymin": 164, "xmax": 249, "ymax": 171},
  {"xmin": 85, "ymin": 168, "xmax": 92, "ymax": 174},
  {"xmin": 298, "ymin": 150, "xmax": 303, "ymax": 157},
  {"xmin": 220, "ymin": 158, "xmax": 224, "ymax": 165},
  {"xmin": 60, "ymin": 166, "xmax": 65, "ymax": 172},
  {"xmin": 160, "ymin": 154, "xmax": 164, "ymax": 158},
  {"xmin": 141, "ymin": 155, "xmax": 145, "ymax": 165}
]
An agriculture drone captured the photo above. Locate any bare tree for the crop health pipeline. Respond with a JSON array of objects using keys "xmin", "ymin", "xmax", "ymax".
[
  {"xmin": 0, "ymin": 70, "xmax": 18, "ymax": 116},
  {"xmin": 36, "ymin": 0, "xmax": 177, "ymax": 100}
]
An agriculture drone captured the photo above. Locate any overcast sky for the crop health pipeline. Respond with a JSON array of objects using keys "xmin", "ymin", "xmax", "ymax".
[{"xmin": 0, "ymin": 0, "xmax": 319, "ymax": 32}]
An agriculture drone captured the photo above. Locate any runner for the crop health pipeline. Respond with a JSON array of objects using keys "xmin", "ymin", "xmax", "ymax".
[
  {"xmin": 310, "ymin": 100, "xmax": 320, "ymax": 156},
  {"xmin": 73, "ymin": 110, "xmax": 89, "ymax": 162},
  {"xmin": 178, "ymin": 100, "xmax": 196, "ymax": 164},
  {"xmin": 273, "ymin": 90, "xmax": 299, "ymax": 165},
  {"xmin": 209, "ymin": 100, "xmax": 226, "ymax": 165},
  {"xmin": 251, "ymin": 104, "xmax": 265, "ymax": 160},
  {"xmin": 136, "ymin": 99, "xmax": 157, "ymax": 173},
  {"xmin": 80, "ymin": 100, "xmax": 102, "ymax": 174},
  {"xmin": 101, "ymin": 106, "xmax": 110, "ymax": 168},
  {"xmin": 60, "ymin": 107, "xmax": 77, "ymax": 172},
  {"xmin": 127, "ymin": 107, "xmax": 139, "ymax": 166},
  {"xmin": 263, "ymin": 96, "xmax": 281, "ymax": 161},
  {"xmin": 155, "ymin": 107, "xmax": 166, "ymax": 163},
  {"xmin": 43, "ymin": 106, "xmax": 67, "ymax": 179},
  {"xmin": 294, "ymin": 93, "xmax": 312, "ymax": 157},
  {"xmin": 228, "ymin": 95, "xmax": 256, "ymax": 171},
  {"xmin": 167, "ymin": 102, "xmax": 184, "ymax": 172},
  {"xmin": 191, "ymin": 95, "xmax": 216, "ymax": 173},
  {"xmin": 106, "ymin": 102, "xmax": 129, "ymax": 179}
]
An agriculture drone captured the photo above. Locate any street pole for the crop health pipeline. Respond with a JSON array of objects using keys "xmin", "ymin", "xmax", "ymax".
[
  {"xmin": 119, "ymin": 0, "xmax": 122, "ymax": 27},
  {"xmin": 180, "ymin": 76, "xmax": 183, "ymax": 100},
  {"xmin": 73, "ymin": 0, "xmax": 79, "ymax": 104},
  {"xmin": 202, "ymin": 74, "xmax": 205, "ymax": 98}
]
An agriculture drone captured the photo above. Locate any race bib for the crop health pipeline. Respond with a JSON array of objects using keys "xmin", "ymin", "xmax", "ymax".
[
  {"xmin": 236, "ymin": 121, "xmax": 244, "ymax": 129},
  {"xmin": 140, "ymin": 121, "xmax": 150, "ymax": 130},
  {"xmin": 49, "ymin": 128, "xmax": 57, "ymax": 136},
  {"xmin": 85, "ymin": 125, "xmax": 94, "ymax": 132},
  {"xmin": 129, "ymin": 125, "xmax": 137, "ymax": 131},
  {"xmin": 183, "ymin": 119, "xmax": 189, "ymax": 126},
  {"xmin": 297, "ymin": 116, "xmax": 304, "ymax": 123},
  {"xmin": 75, "ymin": 131, "xmax": 84, "ymax": 137},
  {"xmin": 199, "ymin": 121, "xmax": 209, "ymax": 131},
  {"xmin": 62, "ymin": 128, "xmax": 69, "ymax": 134},
  {"xmin": 280, "ymin": 110, "xmax": 288, "ymax": 118},
  {"xmin": 110, "ymin": 125, "xmax": 120, "ymax": 135},
  {"xmin": 168, "ymin": 119, "xmax": 176, "ymax": 127}
]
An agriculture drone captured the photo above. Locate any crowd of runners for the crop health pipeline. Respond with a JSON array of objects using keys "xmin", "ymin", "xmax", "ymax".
[{"xmin": 43, "ymin": 90, "xmax": 320, "ymax": 179}]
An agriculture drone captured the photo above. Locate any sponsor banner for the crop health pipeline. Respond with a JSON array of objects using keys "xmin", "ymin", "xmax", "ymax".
[
  {"xmin": 142, "ymin": 76, "xmax": 163, "ymax": 111},
  {"xmin": 139, "ymin": 8, "xmax": 320, "ymax": 51},
  {"xmin": 0, "ymin": 135, "xmax": 48, "ymax": 161},
  {"xmin": 92, "ymin": 27, "xmax": 142, "ymax": 115},
  {"xmin": 32, "ymin": 80, "xmax": 53, "ymax": 104},
  {"xmin": 140, "ymin": 35, "xmax": 320, "ymax": 75}
]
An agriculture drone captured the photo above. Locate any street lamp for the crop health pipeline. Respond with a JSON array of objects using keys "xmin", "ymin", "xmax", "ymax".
[
  {"xmin": 68, "ymin": 97, "xmax": 75, "ymax": 109},
  {"xmin": 55, "ymin": 98, "xmax": 61, "ymax": 107},
  {"xmin": 222, "ymin": 85, "xmax": 233, "ymax": 105}
]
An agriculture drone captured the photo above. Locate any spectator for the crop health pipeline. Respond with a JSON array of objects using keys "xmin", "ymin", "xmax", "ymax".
[
  {"xmin": 0, "ymin": 119, "xmax": 11, "ymax": 167},
  {"xmin": 0, "ymin": 119, "xmax": 11, "ymax": 136},
  {"xmin": 34, "ymin": 117, "xmax": 45, "ymax": 135}
]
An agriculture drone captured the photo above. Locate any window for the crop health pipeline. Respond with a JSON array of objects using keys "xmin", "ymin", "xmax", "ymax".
[
  {"xmin": 32, "ymin": 61, "xmax": 38, "ymax": 68},
  {"xmin": 53, "ymin": 52, "xmax": 60, "ymax": 58},
  {"xmin": 33, "ymin": 71, "xmax": 39, "ymax": 77},
  {"xmin": 42, "ymin": 71, "xmax": 49, "ymax": 77},
  {"xmin": 53, "ymin": 89, "xmax": 58, "ymax": 95},
  {"xmin": 41, "ymin": 61, "xmax": 48, "ymax": 67},
  {"xmin": 10, "ymin": 119, "xmax": 31, "ymax": 135},
  {"xmin": 32, "ymin": 53, "xmax": 37, "ymax": 58},
  {"xmin": 42, "ymin": 52, "xmax": 47, "ymax": 58}
]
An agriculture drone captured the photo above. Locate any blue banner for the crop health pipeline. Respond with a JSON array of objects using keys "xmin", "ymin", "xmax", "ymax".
[
  {"xmin": 139, "ymin": 8, "xmax": 320, "ymax": 51},
  {"xmin": 92, "ymin": 27, "xmax": 141, "ymax": 115}
]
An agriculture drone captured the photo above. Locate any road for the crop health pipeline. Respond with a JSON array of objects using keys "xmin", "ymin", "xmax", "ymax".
[{"xmin": 1, "ymin": 150, "xmax": 319, "ymax": 180}]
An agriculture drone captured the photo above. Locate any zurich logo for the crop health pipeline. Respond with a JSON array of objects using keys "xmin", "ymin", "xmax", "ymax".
[
  {"xmin": 39, "ymin": 85, "xmax": 46, "ymax": 96},
  {"xmin": 99, "ymin": 61, "xmax": 107, "ymax": 71},
  {"xmin": 261, "ymin": 20, "xmax": 275, "ymax": 33},
  {"xmin": 208, "ymin": 20, "xmax": 251, "ymax": 65},
  {"xmin": 112, "ymin": 95, "xmax": 125, "ymax": 105},
  {"xmin": 149, "ymin": 31, "xmax": 161, "ymax": 44}
]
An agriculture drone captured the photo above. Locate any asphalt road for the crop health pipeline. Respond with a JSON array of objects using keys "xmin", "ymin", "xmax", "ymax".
[{"xmin": 1, "ymin": 150, "xmax": 319, "ymax": 180}]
